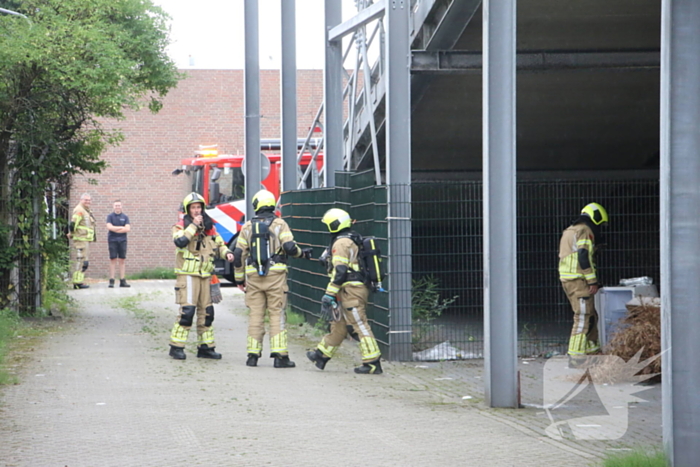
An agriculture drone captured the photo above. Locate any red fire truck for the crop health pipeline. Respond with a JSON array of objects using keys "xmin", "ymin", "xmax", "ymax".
[{"xmin": 174, "ymin": 144, "xmax": 322, "ymax": 282}]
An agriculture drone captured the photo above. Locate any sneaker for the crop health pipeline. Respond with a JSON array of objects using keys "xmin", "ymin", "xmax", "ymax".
[
  {"xmin": 306, "ymin": 349, "xmax": 330, "ymax": 370},
  {"xmin": 246, "ymin": 353, "xmax": 259, "ymax": 367},
  {"xmin": 108, "ymin": 279, "xmax": 114, "ymax": 288},
  {"xmin": 169, "ymin": 345, "xmax": 186, "ymax": 360},
  {"xmin": 272, "ymin": 353, "xmax": 296, "ymax": 368},
  {"xmin": 354, "ymin": 359, "xmax": 382, "ymax": 374},
  {"xmin": 197, "ymin": 345, "xmax": 222, "ymax": 359},
  {"xmin": 119, "ymin": 279, "xmax": 130, "ymax": 288}
]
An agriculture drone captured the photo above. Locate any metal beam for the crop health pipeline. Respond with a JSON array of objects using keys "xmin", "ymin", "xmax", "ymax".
[
  {"xmin": 410, "ymin": 0, "xmax": 481, "ymax": 111},
  {"xmin": 412, "ymin": 50, "xmax": 661, "ymax": 73},
  {"xmin": 386, "ymin": 0, "xmax": 412, "ymax": 362},
  {"xmin": 244, "ymin": 0, "xmax": 261, "ymax": 220},
  {"xmin": 660, "ymin": 1, "xmax": 700, "ymax": 465},
  {"xmin": 280, "ymin": 0, "xmax": 297, "ymax": 193},
  {"xmin": 328, "ymin": 0, "xmax": 385, "ymax": 42},
  {"xmin": 482, "ymin": 0, "xmax": 518, "ymax": 408},
  {"xmin": 324, "ymin": 0, "xmax": 343, "ymax": 187}
]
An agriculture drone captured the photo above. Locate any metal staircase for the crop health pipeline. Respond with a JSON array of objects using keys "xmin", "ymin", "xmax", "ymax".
[{"xmin": 297, "ymin": 0, "xmax": 481, "ymax": 188}]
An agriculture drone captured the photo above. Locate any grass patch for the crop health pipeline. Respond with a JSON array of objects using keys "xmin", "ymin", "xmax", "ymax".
[
  {"xmin": 0, "ymin": 308, "xmax": 21, "ymax": 385},
  {"xmin": 602, "ymin": 448, "xmax": 667, "ymax": 467},
  {"xmin": 0, "ymin": 309, "xmax": 60, "ymax": 387},
  {"xmin": 287, "ymin": 310, "xmax": 306, "ymax": 326},
  {"xmin": 127, "ymin": 267, "xmax": 176, "ymax": 280}
]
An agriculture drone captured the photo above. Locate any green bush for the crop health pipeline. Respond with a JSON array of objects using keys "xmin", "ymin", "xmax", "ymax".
[
  {"xmin": 411, "ymin": 275, "xmax": 459, "ymax": 323},
  {"xmin": 411, "ymin": 275, "xmax": 459, "ymax": 351},
  {"xmin": 42, "ymin": 247, "xmax": 74, "ymax": 316}
]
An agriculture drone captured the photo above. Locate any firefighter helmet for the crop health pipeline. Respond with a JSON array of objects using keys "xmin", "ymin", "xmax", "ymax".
[
  {"xmin": 322, "ymin": 208, "xmax": 352, "ymax": 233},
  {"xmin": 252, "ymin": 190, "xmax": 276, "ymax": 212},
  {"xmin": 581, "ymin": 202, "xmax": 608, "ymax": 225},
  {"xmin": 182, "ymin": 192, "xmax": 205, "ymax": 213}
]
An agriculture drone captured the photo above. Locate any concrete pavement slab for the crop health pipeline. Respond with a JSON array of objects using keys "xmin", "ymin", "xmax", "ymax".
[{"xmin": 0, "ymin": 280, "xmax": 659, "ymax": 466}]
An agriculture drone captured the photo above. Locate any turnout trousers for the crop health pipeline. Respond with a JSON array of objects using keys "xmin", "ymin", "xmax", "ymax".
[
  {"xmin": 245, "ymin": 270, "xmax": 290, "ymax": 356},
  {"xmin": 71, "ymin": 241, "xmax": 89, "ymax": 285},
  {"xmin": 317, "ymin": 284, "xmax": 381, "ymax": 363},
  {"xmin": 170, "ymin": 274, "xmax": 216, "ymax": 348},
  {"xmin": 562, "ymin": 278, "xmax": 600, "ymax": 356}
]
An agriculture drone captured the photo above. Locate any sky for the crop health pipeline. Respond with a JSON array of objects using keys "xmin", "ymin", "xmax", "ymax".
[{"xmin": 153, "ymin": 0, "xmax": 358, "ymax": 70}]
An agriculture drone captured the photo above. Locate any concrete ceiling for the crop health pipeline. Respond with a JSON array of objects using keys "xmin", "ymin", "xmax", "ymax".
[{"xmin": 411, "ymin": 0, "xmax": 661, "ymax": 174}]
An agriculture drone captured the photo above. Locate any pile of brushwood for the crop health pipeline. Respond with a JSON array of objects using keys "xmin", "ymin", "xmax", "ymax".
[{"xmin": 603, "ymin": 296, "xmax": 661, "ymax": 382}]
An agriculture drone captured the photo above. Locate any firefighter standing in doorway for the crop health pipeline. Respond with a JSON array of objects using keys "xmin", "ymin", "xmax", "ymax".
[
  {"xmin": 233, "ymin": 189, "xmax": 312, "ymax": 368},
  {"xmin": 169, "ymin": 192, "xmax": 234, "ymax": 360},
  {"xmin": 306, "ymin": 208, "xmax": 383, "ymax": 374},
  {"xmin": 68, "ymin": 193, "xmax": 96, "ymax": 289},
  {"xmin": 558, "ymin": 202, "xmax": 608, "ymax": 367}
]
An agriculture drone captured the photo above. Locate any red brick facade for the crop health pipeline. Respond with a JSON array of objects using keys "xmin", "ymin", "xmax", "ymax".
[{"xmin": 70, "ymin": 69, "xmax": 323, "ymax": 279}]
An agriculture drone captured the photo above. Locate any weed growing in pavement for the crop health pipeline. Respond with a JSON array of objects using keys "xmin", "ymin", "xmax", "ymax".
[
  {"xmin": 411, "ymin": 275, "xmax": 459, "ymax": 351},
  {"xmin": 115, "ymin": 295, "xmax": 158, "ymax": 336},
  {"xmin": 602, "ymin": 447, "xmax": 667, "ymax": 467}
]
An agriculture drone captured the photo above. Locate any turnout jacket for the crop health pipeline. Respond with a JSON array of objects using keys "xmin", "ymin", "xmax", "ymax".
[
  {"xmin": 172, "ymin": 218, "xmax": 230, "ymax": 278},
  {"xmin": 71, "ymin": 203, "xmax": 96, "ymax": 242},
  {"xmin": 558, "ymin": 222, "xmax": 598, "ymax": 285},
  {"xmin": 325, "ymin": 236, "xmax": 365, "ymax": 296}
]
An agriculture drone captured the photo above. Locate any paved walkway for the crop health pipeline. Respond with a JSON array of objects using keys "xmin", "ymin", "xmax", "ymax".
[{"xmin": 0, "ymin": 281, "xmax": 661, "ymax": 466}]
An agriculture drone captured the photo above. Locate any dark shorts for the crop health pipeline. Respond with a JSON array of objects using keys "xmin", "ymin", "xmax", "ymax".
[{"xmin": 109, "ymin": 241, "xmax": 127, "ymax": 260}]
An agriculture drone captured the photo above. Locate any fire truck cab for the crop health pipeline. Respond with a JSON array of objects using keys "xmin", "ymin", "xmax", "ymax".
[{"xmin": 174, "ymin": 144, "xmax": 321, "ymax": 283}]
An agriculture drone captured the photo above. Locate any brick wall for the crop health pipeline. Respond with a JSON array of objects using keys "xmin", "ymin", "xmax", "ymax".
[{"xmin": 70, "ymin": 69, "xmax": 323, "ymax": 280}]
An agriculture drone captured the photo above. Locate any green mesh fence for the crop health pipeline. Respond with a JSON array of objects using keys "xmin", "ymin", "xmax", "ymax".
[
  {"xmin": 283, "ymin": 176, "xmax": 659, "ymax": 361},
  {"xmin": 282, "ymin": 171, "xmax": 389, "ymax": 356}
]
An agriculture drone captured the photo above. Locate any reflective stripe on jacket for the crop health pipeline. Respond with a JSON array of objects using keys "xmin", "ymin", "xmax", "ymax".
[
  {"xmin": 173, "ymin": 222, "xmax": 230, "ymax": 277},
  {"xmin": 72, "ymin": 204, "xmax": 96, "ymax": 242},
  {"xmin": 558, "ymin": 223, "xmax": 597, "ymax": 283},
  {"xmin": 326, "ymin": 236, "xmax": 365, "ymax": 296}
]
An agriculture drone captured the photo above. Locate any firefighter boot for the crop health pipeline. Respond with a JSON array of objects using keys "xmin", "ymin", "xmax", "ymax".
[
  {"xmin": 306, "ymin": 349, "xmax": 330, "ymax": 370},
  {"xmin": 246, "ymin": 353, "xmax": 259, "ymax": 367},
  {"xmin": 197, "ymin": 344, "xmax": 222, "ymax": 359},
  {"xmin": 120, "ymin": 279, "xmax": 131, "ymax": 288},
  {"xmin": 169, "ymin": 345, "xmax": 186, "ymax": 360},
  {"xmin": 272, "ymin": 353, "xmax": 296, "ymax": 368},
  {"xmin": 108, "ymin": 279, "xmax": 114, "ymax": 288},
  {"xmin": 354, "ymin": 359, "xmax": 383, "ymax": 375}
]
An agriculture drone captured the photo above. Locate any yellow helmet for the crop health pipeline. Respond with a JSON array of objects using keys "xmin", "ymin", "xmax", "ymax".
[
  {"xmin": 322, "ymin": 208, "xmax": 352, "ymax": 233},
  {"xmin": 252, "ymin": 190, "xmax": 276, "ymax": 212},
  {"xmin": 581, "ymin": 202, "xmax": 608, "ymax": 225},
  {"xmin": 182, "ymin": 192, "xmax": 205, "ymax": 213}
]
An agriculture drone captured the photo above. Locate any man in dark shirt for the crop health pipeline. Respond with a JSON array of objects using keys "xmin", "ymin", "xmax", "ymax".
[{"xmin": 106, "ymin": 200, "xmax": 131, "ymax": 288}]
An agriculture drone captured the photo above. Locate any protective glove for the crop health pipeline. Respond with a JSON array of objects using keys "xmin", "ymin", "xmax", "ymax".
[
  {"xmin": 320, "ymin": 294, "xmax": 338, "ymax": 322},
  {"xmin": 301, "ymin": 248, "xmax": 313, "ymax": 260}
]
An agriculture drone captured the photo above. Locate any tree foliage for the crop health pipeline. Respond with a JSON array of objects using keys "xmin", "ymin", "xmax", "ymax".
[
  {"xmin": 0, "ymin": 0, "xmax": 182, "ymax": 177},
  {"xmin": 0, "ymin": 0, "xmax": 183, "ymax": 311}
]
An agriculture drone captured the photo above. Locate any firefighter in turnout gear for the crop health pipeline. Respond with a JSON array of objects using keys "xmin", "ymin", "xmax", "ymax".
[
  {"xmin": 68, "ymin": 193, "xmax": 96, "ymax": 289},
  {"xmin": 306, "ymin": 208, "xmax": 383, "ymax": 375},
  {"xmin": 558, "ymin": 202, "xmax": 608, "ymax": 367},
  {"xmin": 233, "ymin": 190, "xmax": 312, "ymax": 368},
  {"xmin": 169, "ymin": 192, "xmax": 234, "ymax": 360}
]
